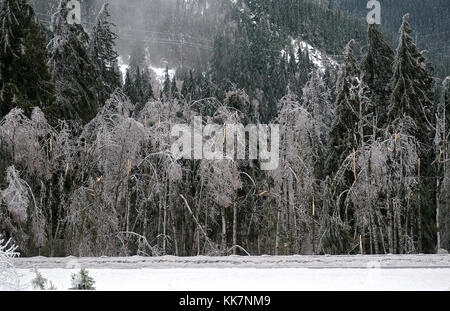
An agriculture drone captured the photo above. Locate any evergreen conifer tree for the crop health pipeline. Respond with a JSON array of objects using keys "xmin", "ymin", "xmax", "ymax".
[
  {"xmin": 0, "ymin": 0, "xmax": 55, "ymax": 118},
  {"xmin": 181, "ymin": 70, "xmax": 195, "ymax": 100},
  {"xmin": 362, "ymin": 23, "xmax": 394, "ymax": 133},
  {"xmin": 326, "ymin": 40, "xmax": 361, "ymax": 177},
  {"xmin": 89, "ymin": 3, "xmax": 121, "ymax": 107},
  {"xmin": 123, "ymin": 69, "xmax": 136, "ymax": 102},
  {"xmin": 141, "ymin": 69, "xmax": 154, "ymax": 102},
  {"xmin": 388, "ymin": 14, "xmax": 434, "ymax": 152},
  {"xmin": 162, "ymin": 65, "xmax": 171, "ymax": 100},
  {"xmin": 325, "ymin": 40, "xmax": 373, "ymax": 254},
  {"xmin": 387, "ymin": 15, "xmax": 435, "ymax": 252},
  {"xmin": 171, "ymin": 77, "xmax": 178, "ymax": 99},
  {"xmin": 47, "ymin": 0, "xmax": 99, "ymax": 123}
]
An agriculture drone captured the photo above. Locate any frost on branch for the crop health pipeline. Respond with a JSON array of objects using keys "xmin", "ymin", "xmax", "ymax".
[
  {"xmin": 0, "ymin": 235, "xmax": 20, "ymax": 291},
  {"xmin": 269, "ymin": 93, "xmax": 319, "ymax": 253},
  {"xmin": 0, "ymin": 107, "xmax": 55, "ymax": 180},
  {"xmin": 1, "ymin": 166, "xmax": 29, "ymax": 222}
]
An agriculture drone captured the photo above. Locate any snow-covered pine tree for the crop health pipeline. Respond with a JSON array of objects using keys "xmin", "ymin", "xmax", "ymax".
[
  {"xmin": 198, "ymin": 72, "xmax": 215, "ymax": 100},
  {"xmin": 123, "ymin": 69, "xmax": 137, "ymax": 104},
  {"xmin": 296, "ymin": 47, "xmax": 314, "ymax": 96},
  {"xmin": 287, "ymin": 49, "xmax": 297, "ymax": 89},
  {"xmin": 362, "ymin": 23, "xmax": 394, "ymax": 133},
  {"xmin": 89, "ymin": 2, "xmax": 121, "ymax": 107},
  {"xmin": 0, "ymin": 0, "xmax": 55, "ymax": 118},
  {"xmin": 47, "ymin": 0, "xmax": 99, "ymax": 124},
  {"xmin": 133, "ymin": 67, "xmax": 145, "ymax": 110},
  {"xmin": 70, "ymin": 268, "xmax": 95, "ymax": 290},
  {"xmin": 123, "ymin": 66, "xmax": 153, "ymax": 114},
  {"xmin": 31, "ymin": 267, "xmax": 56, "ymax": 290},
  {"xmin": 388, "ymin": 14, "xmax": 434, "ymax": 154},
  {"xmin": 326, "ymin": 39, "xmax": 361, "ymax": 178},
  {"xmin": 325, "ymin": 39, "xmax": 374, "ymax": 253},
  {"xmin": 274, "ymin": 52, "xmax": 287, "ymax": 99},
  {"xmin": 141, "ymin": 69, "xmax": 154, "ymax": 103},
  {"xmin": 181, "ymin": 70, "xmax": 196, "ymax": 101},
  {"xmin": 388, "ymin": 14, "xmax": 435, "ymax": 252}
]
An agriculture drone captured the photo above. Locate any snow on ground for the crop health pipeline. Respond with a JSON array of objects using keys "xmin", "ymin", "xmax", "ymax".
[
  {"xmin": 9, "ymin": 255, "xmax": 450, "ymax": 291},
  {"xmin": 298, "ymin": 40, "xmax": 339, "ymax": 70},
  {"xmin": 281, "ymin": 38, "xmax": 339, "ymax": 73},
  {"xmin": 15, "ymin": 267, "xmax": 450, "ymax": 291}
]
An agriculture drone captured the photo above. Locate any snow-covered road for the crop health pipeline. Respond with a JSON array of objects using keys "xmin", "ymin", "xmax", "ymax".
[{"xmin": 11, "ymin": 255, "xmax": 450, "ymax": 291}]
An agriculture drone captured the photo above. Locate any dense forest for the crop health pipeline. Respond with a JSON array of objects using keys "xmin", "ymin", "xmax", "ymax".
[{"xmin": 0, "ymin": 0, "xmax": 449, "ymax": 257}]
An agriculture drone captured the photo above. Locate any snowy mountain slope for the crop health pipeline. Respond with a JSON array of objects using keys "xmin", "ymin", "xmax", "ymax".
[{"xmin": 281, "ymin": 38, "xmax": 339, "ymax": 73}]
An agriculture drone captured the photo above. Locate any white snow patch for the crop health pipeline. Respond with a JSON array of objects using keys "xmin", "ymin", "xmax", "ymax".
[
  {"xmin": 281, "ymin": 39, "xmax": 339, "ymax": 73},
  {"xmin": 10, "ymin": 255, "xmax": 450, "ymax": 291},
  {"xmin": 118, "ymin": 56, "xmax": 128, "ymax": 82},
  {"xmin": 15, "ymin": 267, "xmax": 450, "ymax": 291},
  {"xmin": 149, "ymin": 65, "xmax": 176, "ymax": 85},
  {"xmin": 117, "ymin": 55, "xmax": 176, "ymax": 86}
]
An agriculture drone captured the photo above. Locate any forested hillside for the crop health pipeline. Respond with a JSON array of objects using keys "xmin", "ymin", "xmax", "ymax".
[
  {"xmin": 337, "ymin": 0, "xmax": 450, "ymax": 78},
  {"xmin": 0, "ymin": 0, "xmax": 449, "ymax": 257}
]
